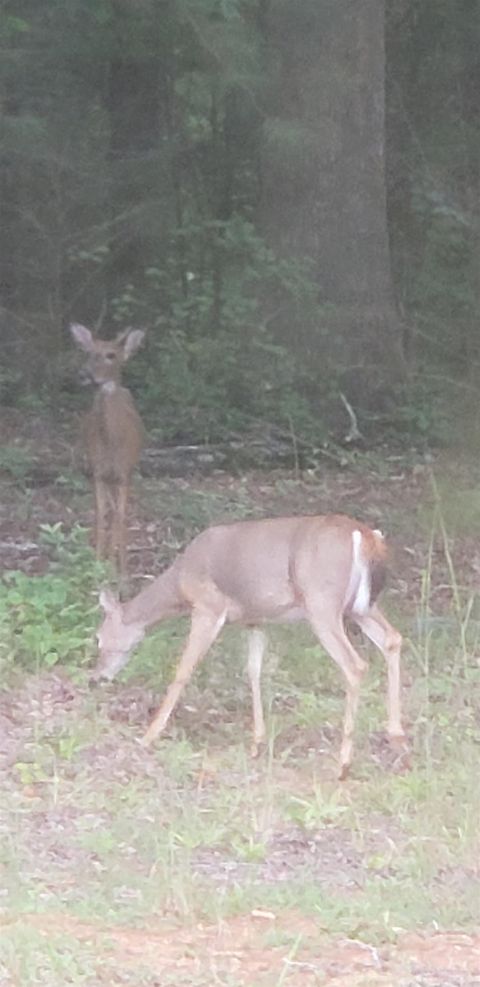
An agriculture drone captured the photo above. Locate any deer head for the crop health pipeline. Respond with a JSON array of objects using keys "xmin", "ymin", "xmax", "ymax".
[
  {"xmin": 70, "ymin": 324, "xmax": 145, "ymax": 387},
  {"xmin": 91, "ymin": 588, "xmax": 146, "ymax": 682}
]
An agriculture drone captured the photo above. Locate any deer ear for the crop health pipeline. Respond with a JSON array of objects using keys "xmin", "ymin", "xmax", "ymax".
[
  {"xmin": 99, "ymin": 587, "xmax": 120, "ymax": 614},
  {"xmin": 119, "ymin": 328, "xmax": 145, "ymax": 360},
  {"xmin": 70, "ymin": 323, "xmax": 94, "ymax": 352}
]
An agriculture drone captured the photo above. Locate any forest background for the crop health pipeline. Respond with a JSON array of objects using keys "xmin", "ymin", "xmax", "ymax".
[{"xmin": 1, "ymin": 0, "xmax": 479, "ymax": 449}]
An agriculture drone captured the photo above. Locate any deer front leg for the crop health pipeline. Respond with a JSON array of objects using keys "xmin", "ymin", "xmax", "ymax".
[
  {"xmin": 140, "ymin": 606, "xmax": 227, "ymax": 747},
  {"xmin": 353, "ymin": 604, "xmax": 406, "ymax": 745},
  {"xmin": 307, "ymin": 608, "xmax": 367, "ymax": 779},
  {"xmin": 94, "ymin": 478, "xmax": 110, "ymax": 560},
  {"xmin": 247, "ymin": 628, "xmax": 267, "ymax": 757},
  {"xmin": 112, "ymin": 481, "xmax": 129, "ymax": 584}
]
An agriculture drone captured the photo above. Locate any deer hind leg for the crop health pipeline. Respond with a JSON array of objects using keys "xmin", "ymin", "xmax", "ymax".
[
  {"xmin": 247, "ymin": 629, "xmax": 267, "ymax": 757},
  {"xmin": 306, "ymin": 607, "xmax": 368, "ymax": 780},
  {"xmin": 94, "ymin": 478, "xmax": 111, "ymax": 560},
  {"xmin": 140, "ymin": 605, "xmax": 227, "ymax": 747},
  {"xmin": 353, "ymin": 603, "xmax": 406, "ymax": 744}
]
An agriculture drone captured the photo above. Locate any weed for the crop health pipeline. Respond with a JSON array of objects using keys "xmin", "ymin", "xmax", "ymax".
[{"xmin": 0, "ymin": 524, "xmax": 107, "ymax": 674}]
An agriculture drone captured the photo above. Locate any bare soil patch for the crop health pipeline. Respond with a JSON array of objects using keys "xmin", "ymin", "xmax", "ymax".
[{"xmin": 3, "ymin": 911, "xmax": 480, "ymax": 985}]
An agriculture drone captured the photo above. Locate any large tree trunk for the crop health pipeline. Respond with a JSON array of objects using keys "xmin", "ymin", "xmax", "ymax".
[{"xmin": 260, "ymin": 0, "xmax": 404, "ymax": 404}]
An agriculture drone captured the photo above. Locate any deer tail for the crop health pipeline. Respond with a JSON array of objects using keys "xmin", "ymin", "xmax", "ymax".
[{"xmin": 347, "ymin": 528, "xmax": 388, "ymax": 616}]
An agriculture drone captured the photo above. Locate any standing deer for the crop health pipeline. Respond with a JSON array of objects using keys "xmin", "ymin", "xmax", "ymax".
[
  {"xmin": 92, "ymin": 513, "xmax": 407, "ymax": 778},
  {"xmin": 70, "ymin": 323, "xmax": 145, "ymax": 581}
]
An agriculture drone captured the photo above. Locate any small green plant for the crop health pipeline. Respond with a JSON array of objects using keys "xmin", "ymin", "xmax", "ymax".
[
  {"xmin": 0, "ymin": 524, "xmax": 107, "ymax": 674},
  {"xmin": 14, "ymin": 759, "xmax": 48, "ymax": 787},
  {"xmin": 0, "ymin": 444, "xmax": 32, "ymax": 483}
]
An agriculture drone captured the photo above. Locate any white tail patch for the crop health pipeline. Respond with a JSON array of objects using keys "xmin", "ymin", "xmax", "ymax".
[{"xmin": 346, "ymin": 529, "xmax": 371, "ymax": 616}]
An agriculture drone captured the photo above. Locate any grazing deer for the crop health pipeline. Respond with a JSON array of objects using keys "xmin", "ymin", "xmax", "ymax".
[
  {"xmin": 70, "ymin": 323, "xmax": 145, "ymax": 581},
  {"xmin": 92, "ymin": 513, "xmax": 406, "ymax": 778}
]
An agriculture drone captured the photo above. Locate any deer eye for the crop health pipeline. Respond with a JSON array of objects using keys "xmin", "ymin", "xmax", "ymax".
[{"xmin": 105, "ymin": 351, "xmax": 116, "ymax": 361}]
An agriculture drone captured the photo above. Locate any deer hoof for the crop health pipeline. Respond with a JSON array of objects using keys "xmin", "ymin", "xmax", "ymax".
[
  {"xmin": 388, "ymin": 732, "xmax": 410, "ymax": 759},
  {"xmin": 138, "ymin": 733, "xmax": 152, "ymax": 748},
  {"xmin": 388, "ymin": 733, "xmax": 411, "ymax": 772},
  {"xmin": 250, "ymin": 739, "xmax": 266, "ymax": 759}
]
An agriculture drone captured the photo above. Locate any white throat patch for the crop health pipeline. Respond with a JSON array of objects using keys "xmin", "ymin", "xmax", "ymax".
[{"xmin": 101, "ymin": 381, "xmax": 117, "ymax": 395}]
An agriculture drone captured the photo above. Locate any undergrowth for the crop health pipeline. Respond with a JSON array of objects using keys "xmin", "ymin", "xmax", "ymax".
[{"xmin": 0, "ymin": 524, "xmax": 105, "ymax": 674}]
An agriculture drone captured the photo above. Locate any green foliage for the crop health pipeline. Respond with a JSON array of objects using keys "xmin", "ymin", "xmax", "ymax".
[
  {"xmin": 388, "ymin": 1, "xmax": 480, "ymax": 388},
  {"xmin": 410, "ymin": 196, "xmax": 477, "ymax": 362},
  {"xmin": 115, "ymin": 216, "xmax": 320, "ymax": 439},
  {"xmin": 375, "ymin": 377, "xmax": 453, "ymax": 446},
  {"xmin": 0, "ymin": 445, "xmax": 32, "ymax": 482},
  {"xmin": 0, "ymin": 366, "xmax": 23, "ymax": 406},
  {"xmin": 0, "ymin": 525, "xmax": 104, "ymax": 674},
  {"xmin": 1, "ymin": 0, "xmax": 480, "ymax": 445}
]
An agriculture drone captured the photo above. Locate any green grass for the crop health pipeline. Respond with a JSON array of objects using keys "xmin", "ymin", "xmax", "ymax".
[
  {"xmin": 1, "ymin": 463, "xmax": 480, "ymax": 984},
  {"xmin": 2, "ymin": 653, "xmax": 479, "ymax": 926},
  {"xmin": 0, "ymin": 924, "xmax": 160, "ymax": 986}
]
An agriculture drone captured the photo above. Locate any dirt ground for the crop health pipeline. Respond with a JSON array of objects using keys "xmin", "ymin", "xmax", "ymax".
[{"xmin": 3, "ymin": 910, "xmax": 480, "ymax": 985}]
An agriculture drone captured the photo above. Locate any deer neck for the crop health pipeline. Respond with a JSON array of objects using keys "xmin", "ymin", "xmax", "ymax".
[
  {"xmin": 123, "ymin": 562, "xmax": 183, "ymax": 629},
  {"xmin": 92, "ymin": 380, "xmax": 129, "ymax": 414}
]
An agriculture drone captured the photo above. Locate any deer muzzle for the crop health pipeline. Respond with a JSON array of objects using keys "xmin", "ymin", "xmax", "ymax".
[{"xmin": 89, "ymin": 651, "xmax": 130, "ymax": 685}]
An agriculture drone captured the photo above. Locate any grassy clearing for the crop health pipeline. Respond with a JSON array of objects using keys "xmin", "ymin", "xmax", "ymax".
[
  {"xmin": 1, "ymin": 460, "xmax": 480, "ymax": 984},
  {"xmin": 0, "ymin": 924, "xmax": 162, "ymax": 987}
]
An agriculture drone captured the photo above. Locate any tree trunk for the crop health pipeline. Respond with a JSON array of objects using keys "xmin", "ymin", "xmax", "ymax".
[
  {"xmin": 104, "ymin": 2, "xmax": 174, "ymax": 312},
  {"xmin": 260, "ymin": 0, "xmax": 404, "ymax": 404}
]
